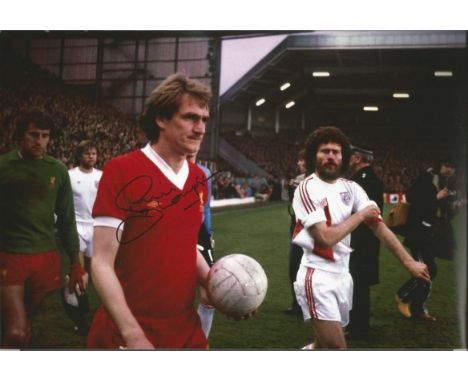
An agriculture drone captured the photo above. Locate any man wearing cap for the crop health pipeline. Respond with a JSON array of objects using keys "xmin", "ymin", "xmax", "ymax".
[
  {"xmin": 347, "ymin": 144, "xmax": 383, "ymax": 339},
  {"xmin": 395, "ymin": 159, "xmax": 459, "ymax": 321}
]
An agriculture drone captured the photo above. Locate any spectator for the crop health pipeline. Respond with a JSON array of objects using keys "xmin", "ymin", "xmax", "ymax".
[
  {"xmin": 395, "ymin": 159, "xmax": 462, "ymax": 321},
  {"xmin": 346, "ymin": 144, "xmax": 384, "ymax": 340},
  {"xmin": 285, "ymin": 149, "xmax": 307, "ymax": 317}
]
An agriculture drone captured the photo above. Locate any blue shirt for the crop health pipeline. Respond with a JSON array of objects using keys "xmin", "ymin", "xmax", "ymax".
[{"xmin": 197, "ymin": 163, "xmax": 213, "ymax": 235}]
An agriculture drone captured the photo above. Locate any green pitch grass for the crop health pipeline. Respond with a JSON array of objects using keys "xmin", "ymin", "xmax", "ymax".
[{"xmin": 29, "ymin": 202, "xmax": 465, "ymax": 349}]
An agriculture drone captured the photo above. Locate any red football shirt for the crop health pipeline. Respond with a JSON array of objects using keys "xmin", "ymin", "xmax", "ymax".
[{"xmin": 88, "ymin": 150, "xmax": 208, "ymax": 349}]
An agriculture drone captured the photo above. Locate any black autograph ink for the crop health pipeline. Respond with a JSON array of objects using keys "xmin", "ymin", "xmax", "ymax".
[{"xmin": 114, "ymin": 171, "xmax": 221, "ymax": 244}]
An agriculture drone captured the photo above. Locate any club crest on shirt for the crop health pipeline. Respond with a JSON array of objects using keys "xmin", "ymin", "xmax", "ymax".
[
  {"xmin": 146, "ymin": 199, "xmax": 161, "ymax": 209},
  {"xmin": 49, "ymin": 176, "xmax": 56, "ymax": 190},
  {"xmin": 340, "ymin": 192, "xmax": 351, "ymax": 205}
]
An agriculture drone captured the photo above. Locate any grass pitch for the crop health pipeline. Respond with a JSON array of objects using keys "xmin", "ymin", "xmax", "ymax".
[{"xmin": 29, "ymin": 202, "xmax": 465, "ymax": 350}]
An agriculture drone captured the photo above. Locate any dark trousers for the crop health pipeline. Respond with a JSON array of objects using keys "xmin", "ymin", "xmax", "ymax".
[
  {"xmin": 348, "ymin": 277, "xmax": 371, "ymax": 336},
  {"xmin": 397, "ymin": 246, "xmax": 438, "ymax": 314},
  {"xmin": 288, "ymin": 242, "xmax": 303, "ymax": 309}
]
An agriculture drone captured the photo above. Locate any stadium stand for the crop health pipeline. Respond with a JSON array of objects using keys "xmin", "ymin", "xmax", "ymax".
[
  {"xmin": 0, "ymin": 48, "xmax": 140, "ymax": 169},
  {"xmin": 222, "ymin": 128, "xmax": 465, "ymax": 195},
  {"xmin": 1, "ymin": 48, "xmax": 465, "ymax": 199}
]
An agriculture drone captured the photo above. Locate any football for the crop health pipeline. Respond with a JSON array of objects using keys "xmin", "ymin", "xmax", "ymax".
[{"xmin": 206, "ymin": 254, "xmax": 268, "ymax": 319}]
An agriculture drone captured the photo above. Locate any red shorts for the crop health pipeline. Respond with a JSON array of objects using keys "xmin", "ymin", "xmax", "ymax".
[
  {"xmin": 0, "ymin": 250, "xmax": 61, "ymax": 294},
  {"xmin": 87, "ymin": 306, "xmax": 208, "ymax": 350}
]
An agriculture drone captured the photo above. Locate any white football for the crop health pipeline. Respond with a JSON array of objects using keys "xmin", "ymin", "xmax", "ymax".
[{"xmin": 207, "ymin": 254, "xmax": 268, "ymax": 319}]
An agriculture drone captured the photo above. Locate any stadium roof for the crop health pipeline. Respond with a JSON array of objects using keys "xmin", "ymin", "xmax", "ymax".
[
  {"xmin": 221, "ymin": 31, "xmax": 466, "ymax": 130},
  {"xmin": 0, "ymin": 30, "xmax": 296, "ymax": 39}
]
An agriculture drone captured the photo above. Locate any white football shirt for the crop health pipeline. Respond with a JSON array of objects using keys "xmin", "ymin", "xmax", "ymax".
[
  {"xmin": 69, "ymin": 167, "xmax": 103, "ymax": 224},
  {"xmin": 292, "ymin": 172, "xmax": 380, "ymax": 273}
]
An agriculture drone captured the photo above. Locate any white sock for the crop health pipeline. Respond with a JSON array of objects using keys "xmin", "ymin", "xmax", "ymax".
[
  {"xmin": 197, "ymin": 303, "xmax": 215, "ymax": 338},
  {"xmin": 301, "ymin": 342, "xmax": 316, "ymax": 350}
]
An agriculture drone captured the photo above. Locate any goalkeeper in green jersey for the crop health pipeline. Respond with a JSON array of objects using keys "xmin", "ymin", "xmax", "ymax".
[{"xmin": 0, "ymin": 110, "xmax": 87, "ymax": 348}]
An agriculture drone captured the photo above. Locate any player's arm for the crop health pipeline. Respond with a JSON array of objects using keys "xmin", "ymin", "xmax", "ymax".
[
  {"xmin": 293, "ymin": 179, "xmax": 380, "ymax": 249},
  {"xmin": 196, "ymin": 247, "xmax": 215, "ymax": 313},
  {"xmin": 56, "ymin": 168, "xmax": 80, "ymax": 265},
  {"xmin": 370, "ymin": 222, "xmax": 431, "ymax": 283},
  {"xmin": 196, "ymin": 248, "xmax": 210, "ymax": 290},
  {"xmin": 91, "ymin": 226, "xmax": 154, "ymax": 349},
  {"xmin": 56, "ymin": 166, "xmax": 87, "ymax": 293},
  {"xmin": 309, "ymin": 204, "xmax": 380, "ymax": 248}
]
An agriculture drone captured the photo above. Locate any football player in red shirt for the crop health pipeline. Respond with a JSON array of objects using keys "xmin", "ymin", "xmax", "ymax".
[{"xmin": 87, "ymin": 73, "xmax": 213, "ymax": 349}]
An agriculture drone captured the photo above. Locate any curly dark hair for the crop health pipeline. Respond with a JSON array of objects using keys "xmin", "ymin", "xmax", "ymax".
[{"xmin": 304, "ymin": 126, "xmax": 351, "ymax": 175}]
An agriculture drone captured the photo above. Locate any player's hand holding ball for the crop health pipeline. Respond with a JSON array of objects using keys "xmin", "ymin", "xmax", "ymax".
[{"xmin": 206, "ymin": 254, "xmax": 268, "ymax": 320}]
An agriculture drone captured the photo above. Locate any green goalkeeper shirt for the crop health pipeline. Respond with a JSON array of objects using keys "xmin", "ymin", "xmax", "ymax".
[{"xmin": 0, "ymin": 150, "xmax": 79, "ymax": 264}]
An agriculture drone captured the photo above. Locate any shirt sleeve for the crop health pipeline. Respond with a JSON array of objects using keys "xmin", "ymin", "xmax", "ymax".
[
  {"xmin": 352, "ymin": 181, "xmax": 370, "ymax": 210},
  {"xmin": 94, "ymin": 216, "xmax": 124, "ymax": 230},
  {"xmin": 292, "ymin": 180, "xmax": 327, "ymax": 229},
  {"xmin": 55, "ymin": 163, "xmax": 80, "ymax": 264},
  {"xmin": 92, "ymin": 158, "xmax": 127, "ymax": 222},
  {"xmin": 352, "ymin": 181, "xmax": 383, "ymax": 225}
]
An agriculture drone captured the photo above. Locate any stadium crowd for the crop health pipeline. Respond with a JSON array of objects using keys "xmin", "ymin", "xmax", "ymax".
[
  {"xmin": 0, "ymin": 49, "xmax": 140, "ymax": 169},
  {"xmin": 223, "ymin": 129, "xmax": 463, "ymax": 194},
  {"xmin": 1, "ymin": 49, "xmax": 465, "ymax": 199}
]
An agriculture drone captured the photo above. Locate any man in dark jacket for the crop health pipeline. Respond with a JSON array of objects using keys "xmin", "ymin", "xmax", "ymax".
[
  {"xmin": 347, "ymin": 145, "xmax": 383, "ymax": 339},
  {"xmin": 395, "ymin": 160, "xmax": 457, "ymax": 321},
  {"xmin": 285, "ymin": 149, "xmax": 306, "ymax": 316}
]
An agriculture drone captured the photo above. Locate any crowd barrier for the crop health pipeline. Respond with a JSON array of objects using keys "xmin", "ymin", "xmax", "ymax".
[{"xmin": 211, "ymin": 197, "xmax": 256, "ymax": 208}]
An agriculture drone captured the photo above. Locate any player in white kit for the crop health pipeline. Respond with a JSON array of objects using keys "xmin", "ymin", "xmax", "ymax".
[
  {"xmin": 69, "ymin": 140, "xmax": 102, "ymax": 286},
  {"xmin": 292, "ymin": 127, "xmax": 430, "ymax": 349}
]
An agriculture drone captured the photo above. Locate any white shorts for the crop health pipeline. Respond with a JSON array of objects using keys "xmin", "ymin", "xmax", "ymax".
[
  {"xmin": 77, "ymin": 222, "xmax": 94, "ymax": 258},
  {"xmin": 294, "ymin": 265, "xmax": 353, "ymax": 327}
]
